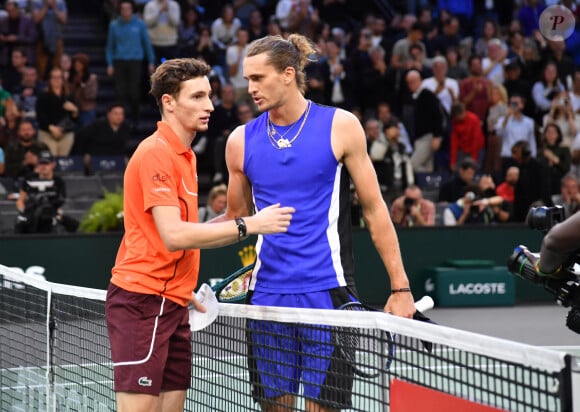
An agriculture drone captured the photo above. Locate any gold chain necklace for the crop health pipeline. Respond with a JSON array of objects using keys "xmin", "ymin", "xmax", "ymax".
[{"xmin": 267, "ymin": 101, "xmax": 312, "ymax": 149}]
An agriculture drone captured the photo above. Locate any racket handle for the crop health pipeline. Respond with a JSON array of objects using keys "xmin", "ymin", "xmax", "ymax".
[{"xmin": 414, "ymin": 296, "xmax": 434, "ymax": 313}]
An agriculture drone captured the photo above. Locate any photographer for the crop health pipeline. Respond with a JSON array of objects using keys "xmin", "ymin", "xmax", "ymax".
[
  {"xmin": 14, "ymin": 150, "xmax": 77, "ymax": 234},
  {"xmin": 390, "ymin": 185, "xmax": 435, "ymax": 227},
  {"xmin": 535, "ymin": 209, "xmax": 580, "ymax": 277},
  {"xmin": 443, "ymin": 175, "xmax": 512, "ymax": 226}
]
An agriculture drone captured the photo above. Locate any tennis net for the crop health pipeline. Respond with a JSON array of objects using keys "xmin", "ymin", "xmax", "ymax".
[{"xmin": 0, "ymin": 263, "xmax": 577, "ymax": 411}]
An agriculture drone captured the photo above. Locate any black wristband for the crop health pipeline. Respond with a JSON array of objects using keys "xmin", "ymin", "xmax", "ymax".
[
  {"xmin": 391, "ymin": 287, "xmax": 412, "ymax": 294},
  {"xmin": 235, "ymin": 217, "xmax": 247, "ymax": 239}
]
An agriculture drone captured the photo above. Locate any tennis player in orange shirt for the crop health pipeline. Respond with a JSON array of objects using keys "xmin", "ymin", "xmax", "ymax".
[{"xmin": 105, "ymin": 58, "xmax": 295, "ymax": 412}]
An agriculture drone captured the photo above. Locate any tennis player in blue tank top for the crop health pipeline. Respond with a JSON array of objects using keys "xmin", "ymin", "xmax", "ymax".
[{"xmin": 219, "ymin": 34, "xmax": 415, "ymax": 412}]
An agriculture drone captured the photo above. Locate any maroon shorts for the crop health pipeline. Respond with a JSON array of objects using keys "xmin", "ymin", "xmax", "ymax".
[{"xmin": 105, "ymin": 283, "xmax": 191, "ymax": 395}]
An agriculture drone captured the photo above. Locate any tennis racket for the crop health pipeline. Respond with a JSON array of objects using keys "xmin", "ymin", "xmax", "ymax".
[
  {"xmin": 211, "ymin": 263, "xmax": 255, "ymax": 303},
  {"xmin": 335, "ymin": 296, "xmax": 434, "ymax": 379}
]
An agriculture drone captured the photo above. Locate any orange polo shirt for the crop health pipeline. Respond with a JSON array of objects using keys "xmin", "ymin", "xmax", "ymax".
[{"xmin": 111, "ymin": 122, "xmax": 200, "ymax": 307}]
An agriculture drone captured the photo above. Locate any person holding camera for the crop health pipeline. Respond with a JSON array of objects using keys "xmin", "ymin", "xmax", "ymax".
[
  {"xmin": 442, "ymin": 175, "xmax": 511, "ymax": 225},
  {"xmin": 390, "ymin": 184, "xmax": 435, "ymax": 227},
  {"xmin": 496, "ymin": 93, "xmax": 536, "ymax": 171},
  {"xmin": 14, "ymin": 150, "xmax": 77, "ymax": 234}
]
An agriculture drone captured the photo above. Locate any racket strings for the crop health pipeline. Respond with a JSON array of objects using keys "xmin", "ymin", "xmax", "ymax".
[{"xmin": 217, "ymin": 269, "xmax": 253, "ymax": 303}]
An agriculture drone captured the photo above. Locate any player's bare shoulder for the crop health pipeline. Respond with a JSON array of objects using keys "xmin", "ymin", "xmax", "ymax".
[
  {"xmin": 331, "ymin": 107, "xmax": 367, "ymax": 159},
  {"xmin": 225, "ymin": 124, "xmax": 247, "ymax": 171}
]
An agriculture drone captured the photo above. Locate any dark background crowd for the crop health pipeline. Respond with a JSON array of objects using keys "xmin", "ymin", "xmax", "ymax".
[{"xmin": 1, "ymin": 0, "xmax": 580, "ymax": 234}]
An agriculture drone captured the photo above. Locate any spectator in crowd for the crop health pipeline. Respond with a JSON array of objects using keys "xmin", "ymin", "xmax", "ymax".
[
  {"xmin": 445, "ymin": 46, "xmax": 469, "ymax": 80},
  {"xmin": 177, "ymin": 5, "xmax": 200, "ymax": 57},
  {"xmin": 552, "ymin": 173, "xmax": 580, "ymax": 217},
  {"xmin": 517, "ymin": 0, "xmax": 546, "ymax": 37},
  {"xmin": 31, "ymin": 0, "xmax": 67, "ymax": 80},
  {"xmin": 430, "ymin": 15, "xmax": 461, "ymax": 57},
  {"xmin": 542, "ymin": 96, "xmax": 578, "ymax": 148},
  {"xmin": 3, "ymin": 47, "xmax": 28, "ymax": 94},
  {"xmin": 4, "ymin": 119, "xmax": 48, "ymax": 178},
  {"xmin": 15, "ymin": 149, "xmax": 78, "ymax": 233},
  {"xmin": 443, "ymin": 176, "xmax": 511, "ymax": 225},
  {"xmin": 390, "ymin": 21, "xmax": 425, "ymax": 71},
  {"xmin": 35, "ymin": 66, "xmax": 78, "ymax": 156},
  {"xmin": 247, "ymin": 8, "xmax": 267, "ymax": 43},
  {"xmin": 422, "ymin": 56, "xmax": 459, "ymax": 117},
  {"xmin": 506, "ymin": 140, "xmax": 552, "ymax": 222},
  {"xmin": 105, "ymin": 0, "xmax": 155, "ymax": 130},
  {"xmin": 226, "ymin": 26, "xmax": 250, "ymax": 106},
  {"xmin": 382, "ymin": 119, "xmax": 415, "ymax": 205},
  {"xmin": 68, "ymin": 53, "xmax": 98, "ymax": 128},
  {"xmin": 449, "ymin": 102, "xmax": 485, "ymax": 171},
  {"xmin": 496, "ymin": 165, "xmax": 519, "ymax": 204},
  {"xmin": 236, "ymin": 102, "xmax": 254, "ymax": 125},
  {"xmin": 438, "ymin": 156, "xmax": 478, "ymax": 203},
  {"xmin": 405, "ymin": 69, "xmax": 445, "ymax": 173},
  {"xmin": 376, "ymin": 101, "xmax": 412, "ymax": 154},
  {"xmin": 482, "ymin": 38, "xmax": 507, "ymax": 85},
  {"xmin": 287, "ymin": 0, "xmax": 319, "ymax": 41},
  {"xmin": 0, "ymin": 0, "xmax": 37, "ymax": 68},
  {"xmin": 503, "ymin": 59, "xmax": 534, "ymax": 116},
  {"xmin": 198, "ymin": 183, "xmax": 227, "ymax": 222},
  {"xmin": 496, "ymin": 93, "xmax": 536, "ymax": 168},
  {"xmin": 143, "ymin": 0, "xmax": 181, "ymax": 64},
  {"xmin": 474, "ymin": 18, "xmax": 500, "ymax": 58},
  {"xmin": 537, "ymin": 123, "xmax": 572, "ymax": 196},
  {"xmin": 532, "ymin": 61, "xmax": 566, "ymax": 124},
  {"xmin": 0, "ymin": 90, "xmax": 20, "ymax": 148},
  {"xmin": 12, "ymin": 65, "xmax": 43, "ymax": 124},
  {"xmin": 545, "ymin": 39, "xmax": 575, "ymax": 88},
  {"xmin": 360, "ymin": 44, "xmax": 393, "ymax": 117},
  {"xmin": 347, "ymin": 27, "xmax": 373, "ymax": 115},
  {"xmin": 364, "ymin": 117, "xmax": 388, "ymax": 185},
  {"xmin": 459, "ymin": 55, "xmax": 493, "ymax": 123},
  {"xmin": 77, "ymin": 102, "xmax": 131, "ymax": 173},
  {"xmin": 390, "ymin": 184, "xmax": 435, "ymax": 227},
  {"xmin": 58, "ymin": 52, "xmax": 70, "ymax": 81},
  {"xmin": 569, "ymin": 69, "xmax": 580, "ymax": 113},
  {"xmin": 194, "ymin": 25, "xmax": 221, "ymax": 69},
  {"xmin": 321, "ymin": 37, "xmax": 351, "ymax": 109},
  {"xmin": 207, "ymin": 83, "xmax": 239, "ymax": 184},
  {"xmin": 275, "ymin": 0, "xmax": 297, "ymax": 31},
  {"xmin": 210, "ymin": 4, "xmax": 241, "ymax": 64},
  {"xmin": 484, "ymin": 83, "xmax": 508, "ymax": 176}
]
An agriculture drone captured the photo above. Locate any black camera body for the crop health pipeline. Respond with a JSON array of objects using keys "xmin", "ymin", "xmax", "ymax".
[
  {"xmin": 507, "ymin": 205, "xmax": 580, "ymax": 334},
  {"xmin": 404, "ymin": 197, "xmax": 414, "ymax": 211}
]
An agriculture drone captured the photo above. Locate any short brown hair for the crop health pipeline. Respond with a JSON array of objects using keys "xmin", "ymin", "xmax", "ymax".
[
  {"xmin": 245, "ymin": 34, "xmax": 316, "ymax": 94},
  {"xmin": 149, "ymin": 58, "xmax": 211, "ymax": 114}
]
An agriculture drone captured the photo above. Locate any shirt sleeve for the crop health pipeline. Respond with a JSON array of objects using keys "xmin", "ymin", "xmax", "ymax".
[{"xmin": 139, "ymin": 146, "xmax": 180, "ymax": 212}]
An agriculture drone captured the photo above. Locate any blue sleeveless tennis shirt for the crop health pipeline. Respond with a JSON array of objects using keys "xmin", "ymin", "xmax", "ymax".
[{"xmin": 243, "ymin": 101, "xmax": 355, "ymax": 293}]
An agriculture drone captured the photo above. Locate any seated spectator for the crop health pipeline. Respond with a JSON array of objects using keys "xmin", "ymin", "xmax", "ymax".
[
  {"xmin": 364, "ymin": 117, "xmax": 388, "ymax": 185},
  {"xmin": 15, "ymin": 149, "xmax": 78, "ymax": 233},
  {"xmin": 381, "ymin": 119, "xmax": 414, "ymax": 205},
  {"xmin": 443, "ymin": 176, "xmax": 511, "ymax": 225},
  {"xmin": 226, "ymin": 27, "xmax": 250, "ymax": 106},
  {"xmin": 496, "ymin": 166, "xmax": 519, "ymax": 203},
  {"xmin": 198, "ymin": 183, "xmax": 227, "ymax": 222},
  {"xmin": 482, "ymin": 38, "xmax": 507, "ymax": 85},
  {"xmin": 552, "ymin": 173, "xmax": 580, "ymax": 217},
  {"xmin": 68, "ymin": 53, "xmax": 98, "ymax": 128},
  {"xmin": 0, "ymin": 0, "xmax": 37, "ymax": 68},
  {"xmin": 422, "ymin": 56, "xmax": 459, "ymax": 117},
  {"xmin": 449, "ymin": 102, "xmax": 485, "ymax": 171},
  {"xmin": 35, "ymin": 66, "xmax": 78, "ymax": 156},
  {"xmin": 3, "ymin": 47, "xmax": 27, "ymax": 94},
  {"xmin": 210, "ymin": 4, "xmax": 241, "ymax": 65},
  {"xmin": 4, "ymin": 119, "xmax": 48, "ymax": 178},
  {"xmin": 77, "ymin": 102, "xmax": 131, "ymax": 174},
  {"xmin": 390, "ymin": 184, "xmax": 435, "ymax": 227},
  {"xmin": 537, "ymin": 123, "xmax": 571, "ymax": 196},
  {"xmin": 376, "ymin": 101, "xmax": 412, "ymax": 154},
  {"xmin": 11, "ymin": 65, "xmax": 43, "ymax": 124},
  {"xmin": 438, "ymin": 157, "xmax": 478, "ymax": 203}
]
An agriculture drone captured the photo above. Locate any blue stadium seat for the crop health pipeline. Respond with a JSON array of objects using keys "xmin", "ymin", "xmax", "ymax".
[{"xmin": 55, "ymin": 156, "xmax": 85, "ymax": 174}]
